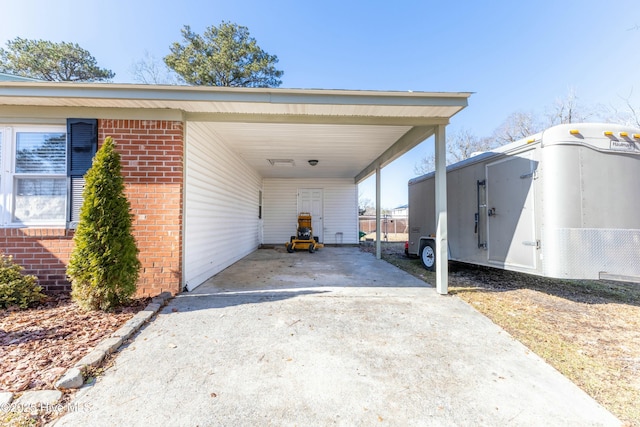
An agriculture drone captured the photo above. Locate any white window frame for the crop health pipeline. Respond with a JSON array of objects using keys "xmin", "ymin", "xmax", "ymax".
[
  {"xmin": 0, "ymin": 125, "xmax": 67, "ymax": 227},
  {"xmin": 0, "ymin": 128, "xmax": 6, "ymax": 225}
]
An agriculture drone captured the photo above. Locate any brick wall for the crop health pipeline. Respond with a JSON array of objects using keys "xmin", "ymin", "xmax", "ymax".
[
  {"xmin": 99, "ymin": 120, "xmax": 184, "ymax": 297},
  {"xmin": 0, "ymin": 119, "xmax": 184, "ymax": 297},
  {"xmin": 0, "ymin": 228, "xmax": 75, "ymax": 292}
]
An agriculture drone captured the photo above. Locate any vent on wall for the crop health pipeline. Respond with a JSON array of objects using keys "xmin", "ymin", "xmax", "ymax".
[{"xmin": 268, "ymin": 159, "xmax": 295, "ymax": 167}]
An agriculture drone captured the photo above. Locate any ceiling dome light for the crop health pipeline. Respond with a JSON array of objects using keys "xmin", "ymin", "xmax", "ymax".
[{"xmin": 308, "ymin": 159, "xmax": 319, "ymax": 166}]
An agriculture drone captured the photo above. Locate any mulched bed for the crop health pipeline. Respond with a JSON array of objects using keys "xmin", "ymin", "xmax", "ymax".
[{"xmin": 0, "ymin": 295, "xmax": 149, "ymax": 393}]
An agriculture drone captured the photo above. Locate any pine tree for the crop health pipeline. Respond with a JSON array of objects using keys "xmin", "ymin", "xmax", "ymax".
[{"xmin": 67, "ymin": 137, "xmax": 140, "ymax": 311}]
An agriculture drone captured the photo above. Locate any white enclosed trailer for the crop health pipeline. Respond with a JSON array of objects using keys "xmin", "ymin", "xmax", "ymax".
[{"xmin": 407, "ymin": 123, "xmax": 640, "ymax": 282}]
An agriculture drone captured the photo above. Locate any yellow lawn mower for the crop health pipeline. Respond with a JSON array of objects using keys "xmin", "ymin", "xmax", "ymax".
[{"xmin": 286, "ymin": 213, "xmax": 324, "ymax": 253}]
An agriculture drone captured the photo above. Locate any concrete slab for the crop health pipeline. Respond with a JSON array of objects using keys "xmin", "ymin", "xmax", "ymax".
[{"xmin": 53, "ymin": 247, "xmax": 619, "ymax": 426}]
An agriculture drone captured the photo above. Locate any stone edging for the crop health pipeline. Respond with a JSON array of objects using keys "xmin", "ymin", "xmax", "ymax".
[{"xmin": 0, "ymin": 292, "xmax": 173, "ymax": 409}]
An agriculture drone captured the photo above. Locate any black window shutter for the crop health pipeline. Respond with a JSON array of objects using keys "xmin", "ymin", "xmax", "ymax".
[{"xmin": 67, "ymin": 119, "xmax": 97, "ymax": 228}]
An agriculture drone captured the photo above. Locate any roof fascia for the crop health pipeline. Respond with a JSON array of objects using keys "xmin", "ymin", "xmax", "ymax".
[
  {"xmin": 0, "ymin": 105, "xmax": 184, "ymax": 122},
  {"xmin": 0, "ymin": 82, "xmax": 471, "ymax": 109}
]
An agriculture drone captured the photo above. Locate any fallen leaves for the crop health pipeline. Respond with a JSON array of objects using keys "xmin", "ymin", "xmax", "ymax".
[{"xmin": 0, "ymin": 294, "xmax": 149, "ymax": 392}]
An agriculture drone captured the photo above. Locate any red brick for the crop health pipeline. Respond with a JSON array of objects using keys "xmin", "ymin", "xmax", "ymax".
[{"xmin": 0, "ymin": 119, "xmax": 184, "ymax": 296}]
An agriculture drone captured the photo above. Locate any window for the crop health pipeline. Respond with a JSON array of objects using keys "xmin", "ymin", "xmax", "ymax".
[
  {"xmin": 0, "ymin": 127, "xmax": 67, "ymax": 226},
  {"xmin": 0, "ymin": 132, "xmax": 2, "ymax": 205},
  {"xmin": 0, "ymin": 120, "xmax": 97, "ymax": 228}
]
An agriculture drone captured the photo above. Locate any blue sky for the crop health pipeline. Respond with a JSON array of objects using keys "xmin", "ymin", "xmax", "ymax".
[{"xmin": 2, "ymin": 0, "xmax": 639, "ymax": 208}]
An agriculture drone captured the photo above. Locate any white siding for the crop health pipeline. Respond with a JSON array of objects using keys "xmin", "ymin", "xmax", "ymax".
[
  {"xmin": 263, "ymin": 179, "xmax": 358, "ymax": 245},
  {"xmin": 183, "ymin": 122, "xmax": 262, "ymax": 291}
]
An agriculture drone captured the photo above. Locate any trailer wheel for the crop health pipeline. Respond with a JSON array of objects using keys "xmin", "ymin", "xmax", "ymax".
[
  {"xmin": 286, "ymin": 243, "xmax": 294, "ymax": 253},
  {"xmin": 420, "ymin": 240, "xmax": 436, "ymax": 271}
]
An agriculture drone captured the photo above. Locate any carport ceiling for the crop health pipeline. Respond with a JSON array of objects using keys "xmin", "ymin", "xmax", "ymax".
[
  {"xmin": 0, "ymin": 83, "xmax": 471, "ymax": 182},
  {"xmin": 190, "ymin": 121, "xmax": 414, "ymax": 180}
]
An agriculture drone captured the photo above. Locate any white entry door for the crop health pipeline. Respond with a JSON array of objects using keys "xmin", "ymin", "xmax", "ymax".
[{"xmin": 298, "ymin": 188, "xmax": 323, "ymax": 242}]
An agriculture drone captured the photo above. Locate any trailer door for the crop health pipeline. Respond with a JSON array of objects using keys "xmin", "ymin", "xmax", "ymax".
[{"xmin": 486, "ymin": 153, "xmax": 537, "ymax": 270}]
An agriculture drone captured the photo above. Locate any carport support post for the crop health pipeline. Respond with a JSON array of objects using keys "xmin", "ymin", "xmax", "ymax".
[
  {"xmin": 434, "ymin": 124, "xmax": 448, "ymax": 294},
  {"xmin": 375, "ymin": 164, "xmax": 382, "ymax": 260}
]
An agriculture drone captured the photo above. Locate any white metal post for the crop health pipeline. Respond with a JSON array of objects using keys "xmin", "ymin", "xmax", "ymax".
[
  {"xmin": 375, "ymin": 164, "xmax": 382, "ymax": 260},
  {"xmin": 434, "ymin": 125, "xmax": 448, "ymax": 294}
]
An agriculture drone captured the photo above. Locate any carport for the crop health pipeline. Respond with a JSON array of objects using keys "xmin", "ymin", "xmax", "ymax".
[
  {"xmin": 179, "ymin": 87, "xmax": 471, "ymax": 294},
  {"xmin": 0, "ymin": 83, "xmax": 470, "ymax": 294}
]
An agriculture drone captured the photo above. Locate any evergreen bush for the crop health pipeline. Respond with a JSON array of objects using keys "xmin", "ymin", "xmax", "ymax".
[
  {"xmin": 67, "ymin": 137, "xmax": 141, "ymax": 311},
  {"xmin": 0, "ymin": 253, "xmax": 45, "ymax": 309}
]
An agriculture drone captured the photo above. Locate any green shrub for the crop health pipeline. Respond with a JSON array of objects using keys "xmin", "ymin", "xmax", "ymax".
[
  {"xmin": 0, "ymin": 253, "xmax": 45, "ymax": 309},
  {"xmin": 67, "ymin": 136, "xmax": 141, "ymax": 311}
]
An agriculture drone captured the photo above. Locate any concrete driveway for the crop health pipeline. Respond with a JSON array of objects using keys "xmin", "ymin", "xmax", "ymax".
[{"xmin": 55, "ymin": 247, "xmax": 619, "ymax": 426}]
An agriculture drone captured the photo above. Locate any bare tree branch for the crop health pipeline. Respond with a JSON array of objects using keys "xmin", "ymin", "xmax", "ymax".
[
  {"xmin": 413, "ymin": 88, "xmax": 639, "ymax": 178},
  {"xmin": 544, "ymin": 88, "xmax": 593, "ymax": 125},
  {"xmin": 492, "ymin": 111, "xmax": 543, "ymax": 144},
  {"xmin": 130, "ymin": 51, "xmax": 182, "ymax": 85},
  {"xmin": 414, "ymin": 128, "xmax": 498, "ymax": 175}
]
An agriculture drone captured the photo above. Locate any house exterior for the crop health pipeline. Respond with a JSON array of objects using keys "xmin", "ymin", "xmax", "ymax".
[
  {"xmin": 1, "ymin": 119, "xmax": 183, "ymax": 296},
  {"xmin": 391, "ymin": 204, "xmax": 408, "ymax": 218},
  {"xmin": 0, "ymin": 83, "xmax": 469, "ymax": 296}
]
